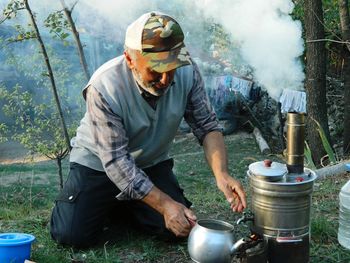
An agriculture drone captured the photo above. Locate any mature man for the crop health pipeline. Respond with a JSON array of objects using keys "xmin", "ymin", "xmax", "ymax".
[{"xmin": 50, "ymin": 11, "xmax": 246, "ymax": 248}]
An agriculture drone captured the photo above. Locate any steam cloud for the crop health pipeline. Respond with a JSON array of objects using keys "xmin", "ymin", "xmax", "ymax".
[{"xmin": 195, "ymin": 0, "xmax": 305, "ymax": 100}]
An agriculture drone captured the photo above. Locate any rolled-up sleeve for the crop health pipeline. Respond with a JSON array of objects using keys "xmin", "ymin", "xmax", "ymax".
[
  {"xmin": 184, "ymin": 63, "xmax": 222, "ymax": 144},
  {"xmin": 86, "ymin": 85, "xmax": 153, "ymax": 200}
]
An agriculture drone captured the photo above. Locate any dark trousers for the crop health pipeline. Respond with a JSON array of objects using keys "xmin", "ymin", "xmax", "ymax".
[{"xmin": 50, "ymin": 159, "xmax": 191, "ymax": 248}]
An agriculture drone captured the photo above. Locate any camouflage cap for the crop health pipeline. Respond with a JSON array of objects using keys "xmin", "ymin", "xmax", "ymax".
[{"xmin": 125, "ymin": 12, "xmax": 192, "ymax": 73}]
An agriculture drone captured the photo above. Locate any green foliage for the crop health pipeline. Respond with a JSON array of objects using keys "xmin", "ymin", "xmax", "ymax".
[
  {"xmin": 2, "ymin": 38, "xmax": 85, "ymax": 118},
  {"xmin": 2, "ymin": 0, "xmax": 37, "ymax": 43},
  {"xmin": 2, "ymin": 0, "xmax": 25, "ymax": 20},
  {"xmin": 44, "ymin": 10, "xmax": 71, "ymax": 45},
  {"xmin": 304, "ymin": 118, "xmax": 338, "ymax": 166},
  {"xmin": 293, "ymin": 0, "xmax": 342, "ymax": 38},
  {"xmin": 311, "ymin": 216, "xmax": 337, "ymax": 243},
  {"xmin": 314, "ymin": 118, "xmax": 338, "ymax": 164},
  {"xmin": 322, "ymin": 0, "xmax": 342, "ymax": 38},
  {"xmin": 0, "ymin": 123, "xmax": 8, "ymax": 143},
  {"xmin": 304, "ymin": 141, "xmax": 317, "ymax": 169},
  {"xmin": 0, "ymin": 84, "xmax": 73, "ymax": 160},
  {"xmin": 6, "ymin": 24, "xmax": 36, "ymax": 42}
]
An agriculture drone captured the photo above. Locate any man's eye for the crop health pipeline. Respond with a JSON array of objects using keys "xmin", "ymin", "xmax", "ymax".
[
  {"xmin": 149, "ymin": 70, "xmax": 159, "ymax": 75},
  {"xmin": 149, "ymin": 71, "xmax": 161, "ymax": 79}
]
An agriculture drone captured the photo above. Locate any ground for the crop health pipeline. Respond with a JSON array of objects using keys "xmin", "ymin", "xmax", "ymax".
[
  {"xmin": 0, "ymin": 140, "xmax": 51, "ymax": 186},
  {"xmin": 0, "ymin": 140, "xmax": 49, "ymax": 165}
]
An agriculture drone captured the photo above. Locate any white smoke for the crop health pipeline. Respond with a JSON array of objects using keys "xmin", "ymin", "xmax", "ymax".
[{"xmin": 194, "ymin": 0, "xmax": 305, "ymax": 100}]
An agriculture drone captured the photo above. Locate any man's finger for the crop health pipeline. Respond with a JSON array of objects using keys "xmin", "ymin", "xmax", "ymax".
[
  {"xmin": 232, "ymin": 202, "xmax": 244, "ymax": 213},
  {"xmin": 223, "ymin": 184, "xmax": 235, "ymax": 204},
  {"xmin": 184, "ymin": 208, "xmax": 197, "ymax": 221},
  {"xmin": 232, "ymin": 186, "xmax": 247, "ymax": 208}
]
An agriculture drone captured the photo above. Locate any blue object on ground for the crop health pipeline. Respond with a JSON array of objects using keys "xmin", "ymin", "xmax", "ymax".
[
  {"xmin": 0, "ymin": 233, "xmax": 35, "ymax": 263},
  {"xmin": 346, "ymin": 163, "xmax": 350, "ymax": 172}
]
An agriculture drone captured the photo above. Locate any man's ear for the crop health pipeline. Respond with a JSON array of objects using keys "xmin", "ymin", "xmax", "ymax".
[{"xmin": 124, "ymin": 51, "xmax": 135, "ymax": 69}]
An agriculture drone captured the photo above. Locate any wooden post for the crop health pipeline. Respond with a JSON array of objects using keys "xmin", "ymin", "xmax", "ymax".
[{"xmin": 253, "ymin": 127, "xmax": 271, "ymax": 154}]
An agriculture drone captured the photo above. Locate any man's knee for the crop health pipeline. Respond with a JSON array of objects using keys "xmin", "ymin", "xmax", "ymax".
[{"xmin": 50, "ymin": 204, "xmax": 97, "ymax": 248}]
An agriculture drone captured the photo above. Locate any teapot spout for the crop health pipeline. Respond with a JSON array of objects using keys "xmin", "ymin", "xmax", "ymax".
[{"xmin": 230, "ymin": 238, "xmax": 246, "ymax": 255}]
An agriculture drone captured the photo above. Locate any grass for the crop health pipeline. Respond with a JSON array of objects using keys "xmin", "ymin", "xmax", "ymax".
[{"xmin": 1, "ymin": 132, "xmax": 350, "ymax": 262}]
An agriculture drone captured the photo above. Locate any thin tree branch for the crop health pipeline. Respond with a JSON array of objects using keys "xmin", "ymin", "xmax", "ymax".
[
  {"xmin": 0, "ymin": 7, "xmax": 25, "ymax": 24},
  {"xmin": 70, "ymin": 0, "xmax": 79, "ymax": 13},
  {"xmin": 311, "ymin": 7, "xmax": 343, "ymax": 42},
  {"xmin": 60, "ymin": 0, "xmax": 90, "ymax": 80},
  {"xmin": 24, "ymin": 0, "xmax": 71, "ymax": 150},
  {"xmin": 0, "ymin": 14, "xmax": 11, "ymax": 24},
  {"xmin": 6, "ymin": 35, "xmax": 37, "ymax": 44},
  {"xmin": 306, "ymin": 38, "xmax": 350, "ymax": 45}
]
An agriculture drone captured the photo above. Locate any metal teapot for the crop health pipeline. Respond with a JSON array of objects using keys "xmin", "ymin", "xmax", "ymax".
[{"xmin": 187, "ymin": 219, "xmax": 247, "ymax": 263}]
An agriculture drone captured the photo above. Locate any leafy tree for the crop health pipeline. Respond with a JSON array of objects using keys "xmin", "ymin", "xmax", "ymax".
[
  {"xmin": 0, "ymin": 8, "xmax": 84, "ymax": 187},
  {"xmin": 0, "ymin": 84, "xmax": 75, "ymax": 188},
  {"xmin": 2, "ymin": 0, "xmax": 71, "ymax": 150},
  {"xmin": 0, "ymin": 33, "xmax": 83, "ymax": 187}
]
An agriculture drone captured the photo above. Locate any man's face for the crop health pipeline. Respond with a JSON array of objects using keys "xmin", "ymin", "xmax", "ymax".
[{"xmin": 125, "ymin": 50, "xmax": 176, "ymax": 96}]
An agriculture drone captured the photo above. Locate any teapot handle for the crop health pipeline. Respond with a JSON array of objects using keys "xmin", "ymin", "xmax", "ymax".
[{"xmin": 230, "ymin": 238, "xmax": 247, "ymax": 255}]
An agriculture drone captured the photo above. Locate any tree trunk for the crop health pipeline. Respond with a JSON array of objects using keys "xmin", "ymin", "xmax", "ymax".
[
  {"xmin": 304, "ymin": 0, "xmax": 331, "ymax": 166},
  {"xmin": 24, "ymin": 0, "xmax": 71, "ymax": 151},
  {"xmin": 60, "ymin": 0, "xmax": 91, "ymax": 81},
  {"xmin": 57, "ymin": 158, "xmax": 63, "ymax": 189},
  {"xmin": 343, "ymin": 56, "xmax": 350, "ymax": 156},
  {"xmin": 339, "ymin": 0, "xmax": 350, "ymax": 52},
  {"xmin": 338, "ymin": 0, "xmax": 350, "ymax": 156}
]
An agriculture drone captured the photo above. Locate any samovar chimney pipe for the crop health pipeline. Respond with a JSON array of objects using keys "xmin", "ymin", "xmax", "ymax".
[{"xmin": 286, "ymin": 112, "xmax": 305, "ymax": 174}]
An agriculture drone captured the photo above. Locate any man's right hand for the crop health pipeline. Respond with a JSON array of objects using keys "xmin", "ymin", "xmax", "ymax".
[
  {"xmin": 142, "ymin": 186, "xmax": 197, "ymax": 237},
  {"xmin": 162, "ymin": 200, "xmax": 196, "ymax": 237}
]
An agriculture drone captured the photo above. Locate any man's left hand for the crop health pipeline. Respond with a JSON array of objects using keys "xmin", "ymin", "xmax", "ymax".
[{"xmin": 216, "ymin": 175, "xmax": 246, "ymax": 213}]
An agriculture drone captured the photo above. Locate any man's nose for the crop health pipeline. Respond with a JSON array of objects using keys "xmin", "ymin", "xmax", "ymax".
[{"xmin": 159, "ymin": 72, "xmax": 170, "ymax": 87}]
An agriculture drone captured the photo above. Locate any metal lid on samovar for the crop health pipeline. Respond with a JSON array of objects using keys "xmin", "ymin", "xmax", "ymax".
[{"xmin": 248, "ymin": 160, "xmax": 287, "ymax": 182}]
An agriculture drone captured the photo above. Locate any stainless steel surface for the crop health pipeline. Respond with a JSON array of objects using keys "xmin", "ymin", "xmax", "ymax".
[
  {"xmin": 187, "ymin": 219, "xmax": 246, "ymax": 263},
  {"xmin": 247, "ymin": 168, "xmax": 317, "ymax": 237},
  {"xmin": 286, "ymin": 112, "xmax": 305, "ymax": 173}
]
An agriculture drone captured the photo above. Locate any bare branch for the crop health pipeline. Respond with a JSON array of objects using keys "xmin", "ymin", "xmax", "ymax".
[
  {"xmin": 71, "ymin": 0, "xmax": 79, "ymax": 12},
  {"xmin": 60, "ymin": 0, "xmax": 90, "ymax": 80},
  {"xmin": 0, "ymin": 13, "xmax": 11, "ymax": 24},
  {"xmin": 306, "ymin": 38, "xmax": 350, "ymax": 45}
]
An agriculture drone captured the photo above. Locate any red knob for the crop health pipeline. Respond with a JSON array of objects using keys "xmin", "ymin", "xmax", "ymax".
[
  {"xmin": 296, "ymin": 177, "xmax": 304, "ymax": 182},
  {"xmin": 264, "ymin": 159, "xmax": 272, "ymax": 167}
]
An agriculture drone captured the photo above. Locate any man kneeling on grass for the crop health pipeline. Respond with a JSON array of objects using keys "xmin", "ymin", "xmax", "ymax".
[{"xmin": 50, "ymin": 11, "xmax": 246, "ymax": 248}]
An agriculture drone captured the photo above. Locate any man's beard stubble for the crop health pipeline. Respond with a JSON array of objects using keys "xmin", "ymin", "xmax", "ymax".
[{"xmin": 131, "ymin": 68, "xmax": 170, "ymax": 97}]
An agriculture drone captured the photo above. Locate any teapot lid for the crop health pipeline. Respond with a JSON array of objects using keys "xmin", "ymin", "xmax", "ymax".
[{"xmin": 249, "ymin": 160, "xmax": 287, "ymax": 181}]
